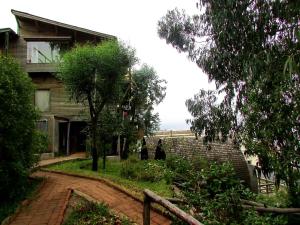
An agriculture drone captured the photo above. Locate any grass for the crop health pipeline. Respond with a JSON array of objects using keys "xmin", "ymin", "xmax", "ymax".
[
  {"xmin": 256, "ymin": 188, "xmax": 290, "ymax": 207},
  {"xmin": 47, "ymin": 157, "xmax": 173, "ymax": 198},
  {"xmin": 64, "ymin": 199, "xmax": 133, "ymax": 225},
  {"xmin": 0, "ymin": 178, "xmax": 42, "ymax": 222}
]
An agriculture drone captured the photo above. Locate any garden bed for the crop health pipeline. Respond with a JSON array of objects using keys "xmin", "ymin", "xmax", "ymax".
[{"xmin": 63, "ymin": 192, "xmax": 135, "ymax": 225}]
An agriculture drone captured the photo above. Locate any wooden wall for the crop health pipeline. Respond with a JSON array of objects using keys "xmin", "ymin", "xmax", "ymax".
[{"xmin": 31, "ymin": 73, "xmax": 88, "ymax": 118}]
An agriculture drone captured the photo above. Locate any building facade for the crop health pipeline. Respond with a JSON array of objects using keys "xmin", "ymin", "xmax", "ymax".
[{"xmin": 0, "ymin": 10, "xmax": 115, "ymax": 154}]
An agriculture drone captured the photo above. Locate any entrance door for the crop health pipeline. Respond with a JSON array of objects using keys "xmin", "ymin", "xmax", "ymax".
[
  {"xmin": 58, "ymin": 122, "xmax": 68, "ymax": 154},
  {"xmin": 69, "ymin": 122, "xmax": 87, "ymax": 153}
]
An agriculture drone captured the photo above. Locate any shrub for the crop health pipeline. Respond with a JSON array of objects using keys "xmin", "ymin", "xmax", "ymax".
[
  {"xmin": 120, "ymin": 158, "xmax": 165, "ymax": 182},
  {"xmin": 0, "ymin": 55, "xmax": 38, "ymax": 201},
  {"xmin": 64, "ymin": 200, "xmax": 133, "ymax": 225}
]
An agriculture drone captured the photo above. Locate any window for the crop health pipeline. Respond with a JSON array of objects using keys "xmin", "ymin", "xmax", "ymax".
[
  {"xmin": 36, "ymin": 120, "xmax": 48, "ymax": 133},
  {"xmin": 35, "ymin": 90, "xmax": 50, "ymax": 112},
  {"xmin": 27, "ymin": 41, "xmax": 68, "ymax": 63}
]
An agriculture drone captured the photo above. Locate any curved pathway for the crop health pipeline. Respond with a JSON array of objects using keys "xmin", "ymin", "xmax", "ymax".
[{"xmin": 9, "ymin": 170, "xmax": 171, "ymax": 225}]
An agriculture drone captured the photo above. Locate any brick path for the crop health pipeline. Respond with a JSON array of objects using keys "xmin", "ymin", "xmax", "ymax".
[
  {"xmin": 9, "ymin": 171, "xmax": 171, "ymax": 225},
  {"xmin": 36, "ymin": 152, "xmax": 86, "ymax": 167}
]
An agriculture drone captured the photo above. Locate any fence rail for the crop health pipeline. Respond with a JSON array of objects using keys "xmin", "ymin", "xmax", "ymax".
[
  {"xmin": 143, "ymin": 189, "xmax": 203, "ymax": 225},
  {"xmin": 258, "ymin": 178, "xmax": 276, "ymax": 194}
]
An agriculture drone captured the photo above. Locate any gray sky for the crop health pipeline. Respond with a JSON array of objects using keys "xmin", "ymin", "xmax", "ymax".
[{"xmin": 0, "ymin": 0, "xmax": 215, "ymax": 130}]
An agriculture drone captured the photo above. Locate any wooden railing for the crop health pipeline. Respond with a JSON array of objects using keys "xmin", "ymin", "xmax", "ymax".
[
  {"xmin": 143, "ymin": 189, "xmax": 203, "ymax": 225},
  {"xmin": 258, "ymin": 178, "xmax": 276, "ymax": 194}
]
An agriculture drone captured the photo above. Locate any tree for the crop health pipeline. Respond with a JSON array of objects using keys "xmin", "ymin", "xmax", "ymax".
[
  {"xmin": 186, "ymin": 89, "xmax": 235, "ymax": 143},
  {"xmin": 58, "ymin": 40, "xmax": 134, "ymax": 171},
  {"xmin": 0, "ymin": 55, "xmax": 39, "ymax": 201},
  {"xmin": 158, "ymin": 1, "xmax": 300, "ymax": 206},
  {"xmin": 130, "ymin": 64, "xmax": 166, "ymax": 136},
  {"xmin": 118, "ymin": 64, "xmax": 166, "ymax": 159}
]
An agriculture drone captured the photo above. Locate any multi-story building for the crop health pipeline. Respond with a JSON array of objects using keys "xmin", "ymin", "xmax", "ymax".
[{"xmin": 0, "ymin": 9, "xmax": 115, "ymax": 155}]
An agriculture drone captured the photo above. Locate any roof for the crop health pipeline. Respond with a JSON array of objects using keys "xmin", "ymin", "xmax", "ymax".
[
  {"xmin": 0, "ymin": 28, "xmax": 18, "ymax": 38},
  {"xmin": 11, "ymin": 9, "xmax": 116, "ymax": 40}
]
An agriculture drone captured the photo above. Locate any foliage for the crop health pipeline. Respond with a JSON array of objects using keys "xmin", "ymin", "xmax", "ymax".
[
  {"xmin": 166, "ymin": 157, "xmax": 287, "ymax": 225},
  {"xmin": 64, "ymin": 200, "xmax": 133, "ymax": 225},
  {"xmin": 97, "ymin": 107, "xmax": 122, "ymax": 170},
  {"xmin": 47, "ymin": 158, "xmax": 172, "ymax": 197},
  {"xmin": 186, "ymin": 90, "xmax": 235, "ymax": 143},
  {"xmin": 119, "ymin": 64, "xmax": 167, "ymax": 159},
  {"xmin": 0, "ymin": 178, "xmax": 41, "ymax": 222},
  {"xmin": 256, "ymin": 189, "xmax": 290, "ymax": 208},
  {"xmin": 241, "ymin": 210, "xmax": 287, "ymax": 225},
  {"xmin": 121, "ymin": 155, "xmax": 166, "ymax": 182},
  {"xmin": 58, "ymin": 40, "xmax": 134, "ymax": 170},
  {"xmin": 158, "ymin": 0, "xmax": 300, "ymax": 206},
  {"xmin": 32, "ymin": 130, "xmax": 49, "ymax": 154},
  {"xmin": 130, "ymin": 64, "xmax": 167, "ymax": 136},
  {"xmin": 0, "ymin": 55, "xmax": 39, "ymax": 202}
]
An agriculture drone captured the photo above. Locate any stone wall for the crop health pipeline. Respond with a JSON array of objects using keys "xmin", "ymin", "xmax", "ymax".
[{"xmin": 145, "ymin": 136, "xmax": 257, "ymax": 192}]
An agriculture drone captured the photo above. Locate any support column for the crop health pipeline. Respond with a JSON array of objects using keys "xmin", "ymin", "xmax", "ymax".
[
  {"xmin": 4, "ymin": 31, "xmax": 9, "ymax": 56},
  {"xmin": 66, "ymin": 121, "xmax": 71, "ymax": 155}
]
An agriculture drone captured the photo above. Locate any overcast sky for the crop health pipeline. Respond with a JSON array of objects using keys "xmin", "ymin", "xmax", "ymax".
[{"xmin": 0, "ymin": 0, "xmax": 215, "ymax": 130}]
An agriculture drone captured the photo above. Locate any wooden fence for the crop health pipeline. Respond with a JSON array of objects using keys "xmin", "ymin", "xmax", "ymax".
[
  {"xmin": 143, "ymin": 189, "xmax": 203, "ymax": 225},
  {"xmin": 258, "ymin": 178, "xmax": 276, "ymax": 194}
]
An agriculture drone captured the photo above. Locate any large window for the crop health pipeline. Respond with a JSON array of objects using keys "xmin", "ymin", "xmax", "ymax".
[
  {"xmin": 35, "ymin": 90, "xmax": 50, "ymax": 112},
  {"xmin": 27, "ymin": 41, "xmax": 68, "ymax": 63}
]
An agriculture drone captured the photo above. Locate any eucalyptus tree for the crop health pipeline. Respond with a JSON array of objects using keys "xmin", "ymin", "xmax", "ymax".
[
  {"xmin": 158, "ymin": 1, "xmax": 300, "ymax": 205},
  {"xmin": 131, "ymin": 64, "xmax": 166, "ymax": 136},
  {"xmin": 58, "ymin": 40, "xmax": 134, "ymax": 171},
  {"xmin": 119, "ymin": 64, "xmax": 166, "ymax": 159}
]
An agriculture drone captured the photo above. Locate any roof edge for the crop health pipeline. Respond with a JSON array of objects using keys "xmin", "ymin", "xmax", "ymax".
[{"xmin": 11, "ymin": 9, "xmax": 116, "ymax": 40}]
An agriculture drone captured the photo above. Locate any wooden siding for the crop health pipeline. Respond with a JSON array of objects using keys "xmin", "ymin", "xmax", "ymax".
[
  {"xmin": 7, "ymin": 18, "xmax": 102, "ymax": 73},
  {"xmin": 31, "ymin": 74, "xmax": 88, "ymax": 119}
]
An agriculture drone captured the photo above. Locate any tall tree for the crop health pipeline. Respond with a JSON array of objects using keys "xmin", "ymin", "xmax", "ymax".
[
  {"xmin": 58, "ymin": 40, "xmax": 134, "ymax": 171},
  {"xmin": 131, "ymin": 64, "xmax": 166, "ymax": 136},
  {"xmin": 186, "ymin": 89, "xmax": 235, "ymax": 143},
  {"xmin": 119, "ymin": 64, "xmax": 166, "ymax": 158},
  {"xmin": 158, "ymin": 1, "xmax": 300, "ymax": 206}
]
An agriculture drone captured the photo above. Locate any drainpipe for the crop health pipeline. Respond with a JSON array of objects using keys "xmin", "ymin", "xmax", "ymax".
[{"xmin": 4, "ymin": 31, "xmax": 9, "ymax": 56}]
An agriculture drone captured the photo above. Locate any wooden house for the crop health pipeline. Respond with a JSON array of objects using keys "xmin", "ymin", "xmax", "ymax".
[{"xmin": 0, "ymin": 10, "xmax": 116, "ymax": 154}]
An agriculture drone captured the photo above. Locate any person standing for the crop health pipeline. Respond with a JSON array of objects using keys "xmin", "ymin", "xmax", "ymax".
[
  {"xmin": 154, "ymin": 139, "xmax": 166, "ymax": 160},
  {"xmin": 141, "ymin": 137, "xmax": 148, "ymax": 160}
]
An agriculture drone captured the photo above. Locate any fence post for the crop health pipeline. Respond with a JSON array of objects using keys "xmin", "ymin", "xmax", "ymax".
[{"xmin": 143, "ymin": 195, "xmax": 151, "ymax": 225}]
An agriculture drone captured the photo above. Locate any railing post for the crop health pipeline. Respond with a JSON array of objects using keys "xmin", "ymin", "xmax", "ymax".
[{"xmin": 143, "ymin": 195, "xmax": 151, "ymax": 225}]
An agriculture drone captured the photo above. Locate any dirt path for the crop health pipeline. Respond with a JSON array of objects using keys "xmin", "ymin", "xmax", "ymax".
[{"xmin": 9, "ymin": 170, "xmax": 171, "ymax": 225}]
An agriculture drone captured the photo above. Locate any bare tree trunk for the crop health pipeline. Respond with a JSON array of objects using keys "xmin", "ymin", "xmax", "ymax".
[{"xmin": 91, "ymin": 118, "xmax": 98, "ymax": 171}]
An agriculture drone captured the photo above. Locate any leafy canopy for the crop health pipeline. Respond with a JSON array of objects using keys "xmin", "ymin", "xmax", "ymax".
[
  {"xmin": 58, "ymin": 40, "xmax": 134, "ymax": 170},
  {"xmin": 130, "ymin": 64, "xmax": 166, "ymax": 135},
  {"xmin": 158, "ymin": 0, "xmax": 300, "ymax": 206}
]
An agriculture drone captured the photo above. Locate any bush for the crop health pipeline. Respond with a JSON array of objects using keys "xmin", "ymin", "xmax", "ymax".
[
  {"xmin": 120, "ymin": 157, "xmax": 165, "ymax": 182},
  {"xmin": 0, "ymin": 55, "xmax": 38, "ymax": 201},
  {"xmin": 166, "ymin": 156, "xmax": 287, "ymax": 225},
  {"xmin": 64, "ymin": 200, "xmax": 133, "ymax": 225}
]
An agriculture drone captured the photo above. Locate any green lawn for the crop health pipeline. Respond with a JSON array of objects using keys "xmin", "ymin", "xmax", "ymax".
[{"xmin": 46, "ymin": 158, "xmax": 173, "ymax": 198}]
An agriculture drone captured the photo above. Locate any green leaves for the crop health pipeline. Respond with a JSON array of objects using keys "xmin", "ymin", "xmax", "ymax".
[
  {"xmin": 0, "ymin": 55, "xmax": 39, "ymax": 201},
  {"xmin": 58, "ymin": 40, "xmax": 135, "ymax": 170},
  {"xmin": 159, "ymin": 0, "xmax": 300, "ymax": 206},
  {"xmin": 185, "ymin": 89, "xmax": 235, "ymax": 143}
]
